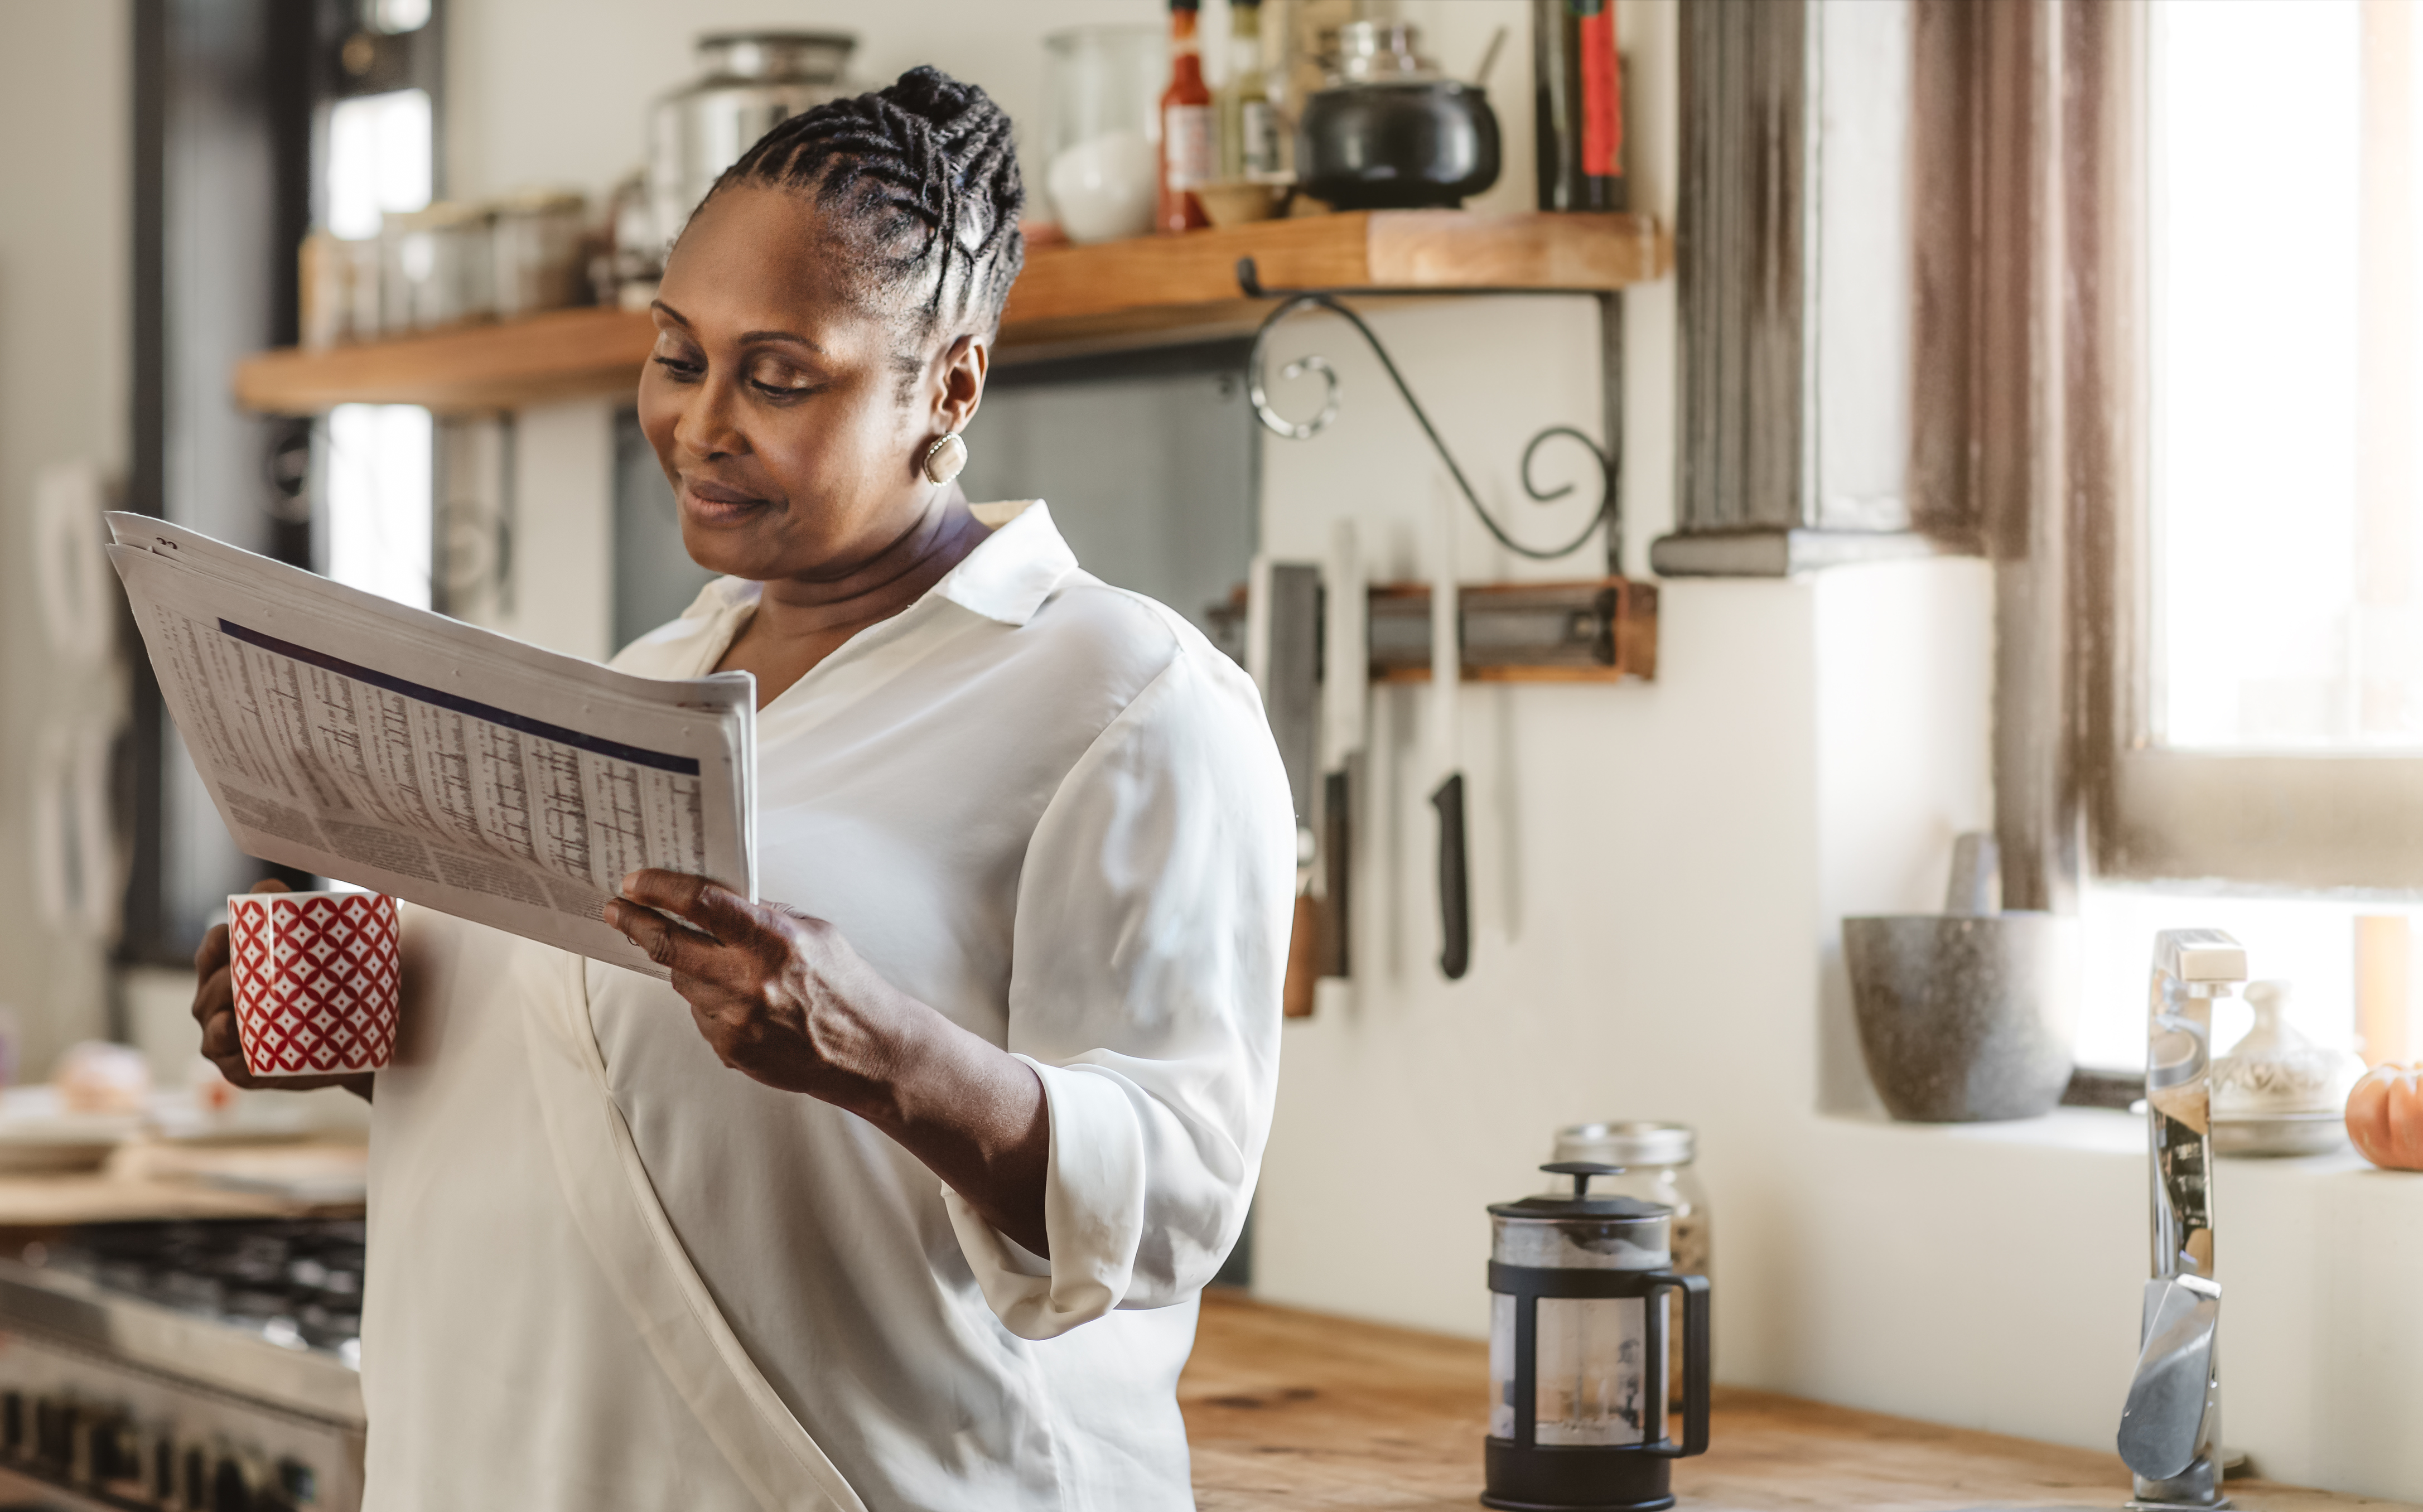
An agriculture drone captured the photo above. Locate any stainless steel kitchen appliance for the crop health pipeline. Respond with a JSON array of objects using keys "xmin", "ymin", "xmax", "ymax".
[
  {"xmin": 648, "ymin": 32, "xmax": 856, "ymax": 257},
  {"xmin": 1485, "ymin": 1162, "xmax": 1709, "ymax": 1511},
  {"xmin": 2118, "ymin": 929, "xmax": 2245, "ymax": 1510},
  {"xmin": 0, "ymin": 1220, "xmax": 365, "ymax": 1510}
]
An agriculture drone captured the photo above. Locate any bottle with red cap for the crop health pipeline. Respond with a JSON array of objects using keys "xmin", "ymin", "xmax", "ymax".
[{"xmin": 1157, "ymin": 0, "xmax": 1214, "ymax": 233}]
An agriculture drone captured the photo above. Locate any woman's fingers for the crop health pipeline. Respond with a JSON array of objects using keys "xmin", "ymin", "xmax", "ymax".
[
  {"xmin": 192, "ymin": 964, "xmax": 233, "ymax": 1029},
  {"xmin": 190, "ymin": 877, "xmax": 300, "ymax": 1086},
  {"xmin": 604, "ymin": 897, "xmax": 746, "ymax": 985},
  {"xmin": 195, "ymin": 878, "xmax": 293, "ymax": 1002},
  {"xmin": 200, "ymin": 1007, "xmax": 245, "ymax": 1065},
  {"xmin": 194, "ymin": 923, "xmax": 230, "ymax": 988},
  {"xmin": 617, "ymin": 869, "xmax": 759, "ymax": 943},
  {"xmin": 607, "ymin": 874, "xmax": 871, "ymax": 1094},
  {"xmin": 609, "ymin": 871, "xmax": 779, "ymax": 989}
]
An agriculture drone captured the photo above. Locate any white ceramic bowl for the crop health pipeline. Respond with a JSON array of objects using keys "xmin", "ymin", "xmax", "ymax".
[
  {"xmin": 1046, "ymin": 131, "xmax": 1157, "ymax": 243},
  {"xmin": 2212, "ymin": 1110, "xmax": 2349, "ymax": 1158}
]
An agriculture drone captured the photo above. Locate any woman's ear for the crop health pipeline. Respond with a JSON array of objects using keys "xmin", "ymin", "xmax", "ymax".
[{"xmin": 934, "ymin": 332, "xmax": 990, "ymax": 437}]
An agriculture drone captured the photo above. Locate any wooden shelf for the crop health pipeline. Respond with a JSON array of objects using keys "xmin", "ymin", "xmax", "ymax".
[{"xmin": 232, "ymin": 210, "xmax": 1668, "ymax": 416}]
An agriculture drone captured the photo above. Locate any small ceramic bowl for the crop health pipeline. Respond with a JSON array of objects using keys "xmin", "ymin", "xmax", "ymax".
[{"xmin": 1196, "ymin": 181, "xmax": 1292, "ymax": 229}]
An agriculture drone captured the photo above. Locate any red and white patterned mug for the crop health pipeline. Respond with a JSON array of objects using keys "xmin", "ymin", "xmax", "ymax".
[{"xmin": 225, "ymin": 891, "xmax": 402, "ymax": 1079}]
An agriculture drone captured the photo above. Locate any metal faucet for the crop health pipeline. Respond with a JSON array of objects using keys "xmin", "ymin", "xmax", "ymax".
[{"xmin": 2118, "ymin": 929, "xmax": 2246, "ymax": 1509}]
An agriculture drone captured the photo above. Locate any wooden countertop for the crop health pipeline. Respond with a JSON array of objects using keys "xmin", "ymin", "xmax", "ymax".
[
  {"xmin": 0, "ymin": 1138, "xmax": 365, "ymax": 1232},
  {"xmin": 1181, "ymin": 1291, "xmax": 2414, "ymax": 1511}
]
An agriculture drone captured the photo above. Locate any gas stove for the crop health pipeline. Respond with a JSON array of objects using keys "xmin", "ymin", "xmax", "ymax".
[{"xmin": 0, "ymin": 1220, "xmax": 364, "ymax": 1510}]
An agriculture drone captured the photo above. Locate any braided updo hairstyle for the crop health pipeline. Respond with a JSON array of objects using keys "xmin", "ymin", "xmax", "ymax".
[{"xmin": 701, "ymin": 66, "xmax": 1025, "ymax": 380}]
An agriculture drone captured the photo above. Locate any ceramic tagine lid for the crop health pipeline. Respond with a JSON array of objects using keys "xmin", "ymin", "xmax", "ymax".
[{"xmin": 2209, "ymin": 980, "xmax": 2366, "ymax": 1156}]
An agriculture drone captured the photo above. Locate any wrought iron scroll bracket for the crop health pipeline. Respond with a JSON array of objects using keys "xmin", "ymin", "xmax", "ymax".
[{"xmin": 1237, "ymin": 257, "xmax": 1620, "ymax": 564}]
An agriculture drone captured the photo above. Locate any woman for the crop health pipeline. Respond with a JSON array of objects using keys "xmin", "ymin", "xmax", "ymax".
[{"xmin": 190, "ymin": 68, "xmax": 1292, "ymax": 1511}]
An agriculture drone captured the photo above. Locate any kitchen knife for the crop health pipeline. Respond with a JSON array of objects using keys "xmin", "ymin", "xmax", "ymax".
[
  {"xmin": 1320, "ymin": 519, "xmax": 1368, "ymax": 980},
  {"xmin": 1431, "ymin": 487, "xmax": 1470, "ymax": 980},
  {"xmin": 1247, "ymin": 555, "xmax": 1325, "ymax": 1015}
]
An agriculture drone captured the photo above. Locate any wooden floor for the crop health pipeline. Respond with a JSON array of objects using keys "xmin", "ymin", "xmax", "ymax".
[{"xmin": 1180, "ymin": 1291, "xmax": 2415, "ymax": 1512}]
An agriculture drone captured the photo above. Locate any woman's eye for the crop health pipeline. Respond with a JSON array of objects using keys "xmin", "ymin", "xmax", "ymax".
[
  {"xmin": 651, "ymin": 351, "xmax": 704, "ymax": 380},
  {"xmin": 747, "ymin": 364, "xmax": 815, "ymax": 397}
]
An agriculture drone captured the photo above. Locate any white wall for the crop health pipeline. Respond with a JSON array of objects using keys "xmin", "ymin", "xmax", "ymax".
[{"xmin": 0, "ymin": 3, "xmax": 129, "ymax": 1074}]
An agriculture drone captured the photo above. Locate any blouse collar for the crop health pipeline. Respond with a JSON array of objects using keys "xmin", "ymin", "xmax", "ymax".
[{"xmin": 933, "ymin": 500, "xmax": 1079, "ymax": 626}]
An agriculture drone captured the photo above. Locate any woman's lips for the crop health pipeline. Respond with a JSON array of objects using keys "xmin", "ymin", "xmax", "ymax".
[{"xmin": 681, "ymin": 478, "xmax": 771, "ymax": 524}]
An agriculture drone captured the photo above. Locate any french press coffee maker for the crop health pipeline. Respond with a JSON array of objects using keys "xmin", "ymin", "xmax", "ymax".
[{"xmin": 1485, "ymin": 1162, "xmax": 1711, "ymax": 1511}]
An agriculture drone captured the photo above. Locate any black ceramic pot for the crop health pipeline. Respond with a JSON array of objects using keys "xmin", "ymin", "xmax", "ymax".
[{"xmin": 1296, "ymin": 80, "xmax": 1502, "ymax": 211}]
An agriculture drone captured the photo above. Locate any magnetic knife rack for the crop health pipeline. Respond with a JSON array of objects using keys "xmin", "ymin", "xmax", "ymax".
[
  {"xmin": 1367, "ymin": 577, "xmax": 1657, "ymax": 682},
  {"xmin": 1215, "ymin": 575, "xmax": 1659, "ymax": 684},
  {"xmin": 1233, "ymin": 257, "xmax": 1661, "ymax": 1015},
  {"xmin": 1239, "ymin": 566, "xmax": 1656, "ymax": 1017}
]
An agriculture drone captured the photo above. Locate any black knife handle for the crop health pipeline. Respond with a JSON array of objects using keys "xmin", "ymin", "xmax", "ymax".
[
  {"xmin": 1431, "ymin": 773, "xmax": 1470, "ymax": 980},
  {"xmin": 1321, "ymin": 768, "xmax": 1352, "ymax": 979}
]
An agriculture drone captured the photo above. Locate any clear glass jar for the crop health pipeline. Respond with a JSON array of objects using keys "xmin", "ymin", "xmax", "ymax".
[
  {"xmin": 489, "ymin": 189, "xmax": 588, "ymax": 320},
  {"xmin": 380, "ymin": 201, "xmax": 494, "ymax": 331},
  {"xmin": 1041, "ymin": 24, "xmax": 1167, "ymax": 243},
  {"xmin": 1552, "ymin": 1123, "xmax": 1710, "ymax": 1407}
]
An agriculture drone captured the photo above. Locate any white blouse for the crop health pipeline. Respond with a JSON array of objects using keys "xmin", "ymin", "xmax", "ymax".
[{"xmin": 359, "ymin": 502, "xmax": 1294, "ymax": 1511}]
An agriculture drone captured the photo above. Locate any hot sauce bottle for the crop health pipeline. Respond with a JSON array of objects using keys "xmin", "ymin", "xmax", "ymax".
[{"xmin": 1158, "ymin": 0, "xmax": 1213, "ymax": 233}]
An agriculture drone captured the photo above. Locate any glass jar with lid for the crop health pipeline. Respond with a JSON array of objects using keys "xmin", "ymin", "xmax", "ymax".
[{"xmin": 1552, "ymin": 1123, "xmax": 1710, "ymax": 1407}]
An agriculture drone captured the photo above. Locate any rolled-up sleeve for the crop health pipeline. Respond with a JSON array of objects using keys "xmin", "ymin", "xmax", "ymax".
[{"xmin": 943, "ymin": 643, "xmax": 1295, "ymax": 1341}]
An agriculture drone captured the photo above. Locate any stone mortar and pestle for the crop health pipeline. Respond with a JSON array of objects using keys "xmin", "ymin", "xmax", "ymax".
[{"xmin": 1843, "ymin": 834, "xmax": 2079, "ymax": 1122}]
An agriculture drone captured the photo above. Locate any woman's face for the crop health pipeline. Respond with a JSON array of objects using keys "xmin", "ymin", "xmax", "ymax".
[{"xmin": 636, "ymin": 183, "xmax": 981, "ymax": 582}]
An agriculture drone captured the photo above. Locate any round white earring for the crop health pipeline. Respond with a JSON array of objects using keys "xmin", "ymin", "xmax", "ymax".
[{"xmin": 921, "ymin": 432, "xmax": 968, "ymax": 486}]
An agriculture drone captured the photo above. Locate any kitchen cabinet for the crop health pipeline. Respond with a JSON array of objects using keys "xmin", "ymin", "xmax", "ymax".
[
  {"xmin": 229, "ymin": 211, "xmax": 1668, "ymax": 416},
  {"xmin": 1182, "ymin": 1290, "xmax": 2412, "ymax": 1511}
]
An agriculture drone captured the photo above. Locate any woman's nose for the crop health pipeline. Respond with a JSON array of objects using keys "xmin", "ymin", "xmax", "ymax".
[{"xmin": 676, "ymin": 378, "xmax": 749, "ymax": 461}]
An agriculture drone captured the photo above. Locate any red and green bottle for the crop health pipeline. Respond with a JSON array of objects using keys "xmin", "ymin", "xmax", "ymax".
[{"xmin": 1533, "ymin": 0, "xmax": 1626, "ymax": 212}]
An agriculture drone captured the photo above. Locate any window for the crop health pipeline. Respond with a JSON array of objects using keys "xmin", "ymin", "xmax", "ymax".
[
  {"xmin": 2150, "ymin": 0, "xmax": 2421, "ymax": 752},
  {"xmin": 324, "ymin": 88, "xmax": 431, "ymax": 241},
  {"xmin": 325, "ymin": 404, "xmax": 433, "ymax": 610},
  {"xmin": 2059, "ymin": 0, "xmax": 2423, "ymax": 1071},
  {"xmin": 318, "ymin": 78, "xmax": 436, "ymax": 608},
  {"xmin": 2086, "ymin": 0, "xmax": 2423, "ymax": 896},
  {"xmin": 2075, "ymin": 883, "xmax": 2415, "ymax": 1070}
]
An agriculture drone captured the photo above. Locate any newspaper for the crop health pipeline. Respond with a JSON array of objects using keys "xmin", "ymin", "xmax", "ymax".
[{"xmin": 106, "ymin": 513, "xmax": 755, "ymax": 978}]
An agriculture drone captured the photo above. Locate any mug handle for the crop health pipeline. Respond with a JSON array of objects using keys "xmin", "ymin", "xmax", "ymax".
[{"xmin": 1645, "ymin": 1272, "xmax": 1711, "ymax": 1458}]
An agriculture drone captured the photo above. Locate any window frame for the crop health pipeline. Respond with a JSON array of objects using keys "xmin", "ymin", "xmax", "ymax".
[
  {"xmin": 1953, "ymin": 0, "xmax": 2423, "ymax": 904},
  {"xmin": 2086, "ymin": 0, "xmax": 2423, "ymax": 894}
]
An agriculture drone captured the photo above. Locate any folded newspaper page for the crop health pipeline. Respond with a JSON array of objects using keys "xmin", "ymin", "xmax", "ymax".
[{"xmin": 105, "ymin": 513, "xmax": 755, "ymax": 978}]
